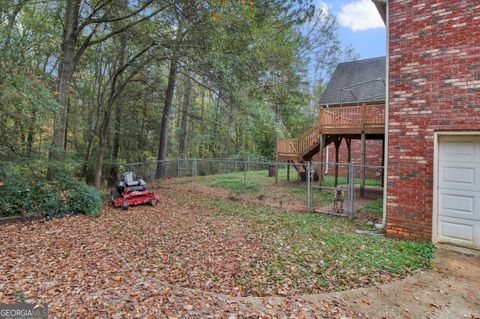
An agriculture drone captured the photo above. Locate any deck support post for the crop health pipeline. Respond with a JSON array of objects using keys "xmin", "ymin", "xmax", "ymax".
[
  {"xmin": 318, "ymin": 133, "xmax": 325, "ymax": 188},
  {"xmin": 360, "ymin": 133, "xmax": 366, "ymax": 197},
  {"xmin": 307, "ymin": 161, "xmax": 312, "ymax": 210},
  {"xmin": 334, "ymin": 137, "xmax": 342, "ymax": 187},
  {"xmin": 287, "ymin": 162, "xmax": 290, "ymax": 181},
  {"xmin": 346, "ymin": 138, "xmax": 352, "ymax": 183}
]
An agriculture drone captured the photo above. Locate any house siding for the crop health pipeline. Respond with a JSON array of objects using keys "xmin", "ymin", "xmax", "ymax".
[{"xmin": 387, "ymin": 0, "xmax": 480, "ymax": 240}]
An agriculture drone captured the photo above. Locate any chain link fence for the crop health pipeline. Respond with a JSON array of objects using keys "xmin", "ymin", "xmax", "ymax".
[{"xmin": 124, "ymin": 159, "xmax": 384, "ymax": 221}]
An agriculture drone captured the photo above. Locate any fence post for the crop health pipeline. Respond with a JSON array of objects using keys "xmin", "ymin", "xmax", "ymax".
[
  {"xmin": 147, "ymin": 163, "xmax": 152, "ymax": 182},
  {"xmin": 192, "ymin": 158, "xmax": 196, "ymax": 185},
  {"xmin": 275, "ymin": 161, "xmax": 279, "ymax": 184},
  {"xmin": 243, "ymin": 161, "xmax": 247, "ymax": 187},
  {"xmin": 177, "ymin": 158, "xmax": 180, "ymax": 178},
  {"xmin": 307, "ymin": 161, "xmax": 312, "ymax": 211},
  {"xmin": 349, "ymin": 162, "xmax": 355, "ymax": 218}
]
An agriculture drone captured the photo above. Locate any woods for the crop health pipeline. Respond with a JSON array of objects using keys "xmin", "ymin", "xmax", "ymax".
[{"xmin": 0, "ymin": 0, "xmax": 356, "ymax": 187}]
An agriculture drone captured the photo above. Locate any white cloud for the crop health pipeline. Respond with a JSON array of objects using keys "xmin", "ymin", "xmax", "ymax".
[{"xmin": 338, "ymin": 0, "xmax": 385, "ymax": 31}]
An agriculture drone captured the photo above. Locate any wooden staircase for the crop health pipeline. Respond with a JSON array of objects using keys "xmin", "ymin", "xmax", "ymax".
[
  {"xmin": 277, "ymin": 103, "xmax": 385, "ymax": 163},
  {"xmin": 276, "ymin": 103, "xmax": 386, "ymax": 185},
  {"xmin": 276, "ymin": 123, "xmax": 333, "ymax": 162},
  {"xmin": 276, "ymin": 103, "xmax": 386, "ymax": 181},
  {"xmin": 276, "ymin": 123, "xmax": 334, "ymax": 178}
]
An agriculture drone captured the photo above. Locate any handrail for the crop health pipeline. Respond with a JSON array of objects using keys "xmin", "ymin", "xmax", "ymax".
[
  {"xmin": 320, "ymin": 104, "xmax": 385, "ymax": 128},
  {"xmin": 298, "ymin": 123, "xmax": 321, "ymax": 140},
  {"xmin": 276, "ymin": 139, "xmax": 298, "ymax": 159},
  {"xmin": 297, "ymin": 123, "xmax": 321, "ymax": 157},
  {"xmin": 277, "ymin": 104, "xmax": 385, "ymax": 160}
]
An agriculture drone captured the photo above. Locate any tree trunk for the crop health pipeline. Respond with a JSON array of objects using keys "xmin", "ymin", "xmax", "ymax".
[
  {"xmin": 178, "ymin": 75, "xmax": 192, "ymax": 159},
  {"xmin": 82, "ymin": 65, "xmax": 107, "ymax": 178},
  {"xmin": 109, "ymin": 98, "xmax": 122, "ymax": 184},
  {"xmin": 64, "ymin": 99, "xmax": 70, "ymax": 150},
  {"xmin": 224, "ymin": 104, "xmax": 234, "ymax": 157},
  {"xmin": 235, "ymin": 123, "xmax": 241, "ymax": 153},
  {"xmin": 94, "ymin": 17, "xmax": 126, "ymax": 187},
  {"xmin": 54, "ymin": 0, "xmax": 81, "ymax": 150},
  {"xmin": 109, "ymin": 23, "xmax": 125, "ymax": 183},
  {"xmin": 47, "ymin": 0, "xmax": 81, "ymax": 179},
  {"xmin": 156, "ymin": 54, "xmax": 178, "ymax": 177},
  {"xmin": 94, "ymin": 66, "xmax": 121, "ymax": 187},
  {"xmin": 274, "ymin": 105, "xmax": 283, "ymax": 125},
  {"xmin": 210, "ymin": 90, "xmax": 221, "ymax": 157},
  {"xmin": 82, "ymin": 108, "xmax": 95, "ymax": 177},
  {"xmin": 26, "ymin": 109, "xmax": 36, "ymax": 155},
  {"xmin": 199, "ymin": 89, "xmax": 206, "ymax": 157}
]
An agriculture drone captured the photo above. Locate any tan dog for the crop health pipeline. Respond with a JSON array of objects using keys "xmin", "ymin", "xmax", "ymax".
[{"xmin": 333, "ymin": 185, "xmax": 345, "ymax": 213}]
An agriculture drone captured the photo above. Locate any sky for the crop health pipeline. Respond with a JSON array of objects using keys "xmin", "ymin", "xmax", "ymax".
[{"xmin": 321, "ymin": 0, "xmax": 386, "ymax": 59}]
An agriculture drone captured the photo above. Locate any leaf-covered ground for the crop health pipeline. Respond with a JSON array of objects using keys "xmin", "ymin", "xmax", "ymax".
[{"xmin": 0, "ymin": 188, "xmax": 433, "ymax": 317}]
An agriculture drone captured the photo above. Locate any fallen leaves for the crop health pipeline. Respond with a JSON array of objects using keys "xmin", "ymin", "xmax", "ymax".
[{"xmin": 0, "ymin": 188, "xmax": 377, "ymax": 317}]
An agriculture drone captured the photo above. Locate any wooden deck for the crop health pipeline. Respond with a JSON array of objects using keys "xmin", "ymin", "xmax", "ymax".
[
  {"xmin": 277, "ymin": 103, "xmax": 385, "ymax": 161},
  {"xmin": 320, "ymin": 104, "xmax": 384, "ymax": 135}
]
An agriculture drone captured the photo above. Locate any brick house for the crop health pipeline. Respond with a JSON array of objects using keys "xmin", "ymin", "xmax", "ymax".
[
  {"xmin": 278, "ymin": 0, "xmax": 480, "ymax": 249},
  {"xmin": 374, "ymin": 0, "xmax": 480, "ymax": 248},
  {"xmin": 318, "ymin": 57, "xmax": 385, "ymax": 178}
]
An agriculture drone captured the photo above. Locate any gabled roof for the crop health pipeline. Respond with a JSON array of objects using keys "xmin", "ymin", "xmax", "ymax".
[
  {"xmin": 319, "ymin": 56, "xmax": 386, "ymax": 105},
  {"xmin": 372, "ymin": 0, "xmax": 387, "ymax": 24}
]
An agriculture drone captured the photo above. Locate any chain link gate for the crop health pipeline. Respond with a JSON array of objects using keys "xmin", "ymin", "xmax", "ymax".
[{"xmin": 307, "ymin": 162, "xmax": 355, "ymax": 217}]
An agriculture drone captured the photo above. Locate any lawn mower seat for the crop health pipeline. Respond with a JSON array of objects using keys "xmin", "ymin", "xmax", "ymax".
[{"xmin": 117, "ymin": 172, "xmax": 147, "ymax": 193}]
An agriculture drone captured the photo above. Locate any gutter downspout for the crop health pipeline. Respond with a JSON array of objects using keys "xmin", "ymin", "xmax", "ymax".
[{"xmin": 376, "ymin": 0, "xmax": 389, "ymax": 230}]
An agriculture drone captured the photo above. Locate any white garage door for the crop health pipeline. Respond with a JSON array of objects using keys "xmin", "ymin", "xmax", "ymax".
[{"xmin": 437, "ymin": 137, "xmax": 480, "ymax": 249}]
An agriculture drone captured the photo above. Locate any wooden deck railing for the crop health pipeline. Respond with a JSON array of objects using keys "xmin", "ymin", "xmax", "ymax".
[
  {"xmin": 320, "ymin": 104, "xmax": 385, "ymax": 129},
  {"xmin": 277, "ymin": 104, "xmax": 385, "ymax": 160},
  {"xmin": 276, "ymin": 138, "xmax": 298, "ymax": 159},
  {"xmin": 297, "ymin": 123, "xmax": 321, "ymax": 157}
]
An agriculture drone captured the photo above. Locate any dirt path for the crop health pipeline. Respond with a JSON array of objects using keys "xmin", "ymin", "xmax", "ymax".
[
  {"xmin": 335, "ymin": 248, "xmax": 480, "ymax": 318},
  {"xmin": 233, "ymin": 248, "xmax": 480, "ymax": 318}
]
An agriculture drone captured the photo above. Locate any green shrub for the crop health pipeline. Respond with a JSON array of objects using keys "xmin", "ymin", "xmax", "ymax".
[
  {"xmin": 68, "ymin": 182, "xmax": 102, "ymax": 217},
  {"xmin": 0, "ymin": 173, "xmax": 40, "ymax": 216},
  {"xmin": 35, "ymin": 182, "xmax": 68, "ymax": 216},
  {"xmin": 0, "ymin": 172, "xmax": 102, "ymax": 218}
]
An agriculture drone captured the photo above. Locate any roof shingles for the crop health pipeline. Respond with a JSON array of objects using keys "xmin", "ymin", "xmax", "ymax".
[{"xmin": 319, "ymin": 56, "xmax": 386, "ymax": 105}]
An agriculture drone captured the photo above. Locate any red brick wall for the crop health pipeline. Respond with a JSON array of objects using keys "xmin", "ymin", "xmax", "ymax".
[
  {"xmin": 311, "ymin": 139, "xmax": 383, "ymax": 178},
  {"xmin": 329, "ymin": 139, "xmax": 383, "ymax": 168},
  {"xmin": 387, "ymin": 0, "xmax": 480, "ymax": 240}
]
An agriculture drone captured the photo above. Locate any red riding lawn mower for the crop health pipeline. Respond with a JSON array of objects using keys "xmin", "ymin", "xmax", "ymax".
[{"xmin": 111, "ymin": 172, "xmax": 158, "ymax": 210}]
